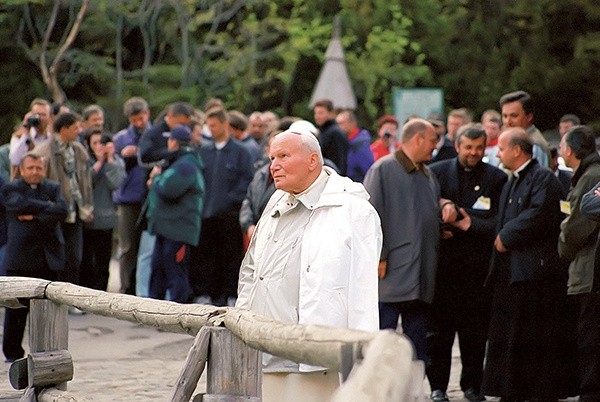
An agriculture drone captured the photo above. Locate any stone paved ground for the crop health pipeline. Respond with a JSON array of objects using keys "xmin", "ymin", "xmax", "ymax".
[{"xmin": 0, "ymin": 310, "xmax": 205, "ymax": 401}]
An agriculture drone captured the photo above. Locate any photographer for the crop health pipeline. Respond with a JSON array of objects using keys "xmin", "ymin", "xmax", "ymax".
[
  {"xmin": 9, "ymin": 98, "xmax": 52, "ymax": 179},
  {"xmin": 370, "ymin": 114, "xmax": 399, "ymax": 161},
  {"xmin": 81, "ymin": 129, "xmax": 125, "ymax": 291}
]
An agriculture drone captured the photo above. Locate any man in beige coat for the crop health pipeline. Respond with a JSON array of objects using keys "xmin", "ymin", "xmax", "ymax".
[{"xmin": 35, "ymin": 112, "xmax": 93, "ymax": 287}]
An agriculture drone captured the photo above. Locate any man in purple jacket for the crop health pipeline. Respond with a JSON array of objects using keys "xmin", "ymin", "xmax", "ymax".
[
  {"xmin": 112, "ymin": 97, "xmax": 152, "ymax": 295},
  {"xmin": 336, "ymin": 110, "xmax": 374, "ymax": 182}
]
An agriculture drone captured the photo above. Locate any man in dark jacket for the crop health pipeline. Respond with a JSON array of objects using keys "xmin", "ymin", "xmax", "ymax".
[
  {"xmin": 145, "ymin": 125, "xmax": 204, "ymax": 303},
  {"xmin": 580, "ymin": 185, "xmax": 600, "ymax": 402},
  {"xmin": 427, "ymin": 124, "xmax": 507, "ymax": 402},
  {"xmin": 558, "ymin": 125, "xmax": 600, "ymax": 402},
  {"xmin": 483, "ymin": 127, "xmax": 578, "ymax": 401},
  {"xmin": 2, "ymin": 152, "xmax": 68, "ymax": 362},
  {"xmin": 193, "ymin": 107, "xmax": 253, "ymax": 306},
  {"xmin": 138, "ymin": 102, "xmax": 194, "ymax": 165},
  {"xmin": 313, "ymin": 99, "xmax": 348, "ymax": 176}
]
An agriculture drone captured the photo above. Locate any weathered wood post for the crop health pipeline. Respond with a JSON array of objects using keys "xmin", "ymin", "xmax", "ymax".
[
  {"xmin": 29, "ymin": 299, "xmax": 69, "ymax": 391},
  {"xmin": 201, "ymin": 327, "xmax": 261, "ymax": 402},
  {"xmin": 171, "ymin": 327, "xmax": 212, "ymax": 402}
]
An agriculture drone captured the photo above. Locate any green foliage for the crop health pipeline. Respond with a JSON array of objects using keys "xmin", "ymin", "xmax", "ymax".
[{"xmin": 0, "ymin": 0, "xmax": 599, "ymax": 139}]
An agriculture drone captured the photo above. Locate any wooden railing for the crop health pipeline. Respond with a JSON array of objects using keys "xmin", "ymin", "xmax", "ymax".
[{"xmin": 0, "ymin": 277, "xmax": 424, "ymax": 401}]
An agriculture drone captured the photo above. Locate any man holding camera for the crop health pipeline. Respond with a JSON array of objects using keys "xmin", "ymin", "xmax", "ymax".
[
  {"xmin": 370, "ymin": 115, "xmax": 399, "ymax": 161},
  {"xmin": 9, "ymin": 98, "xmax": 53, "ymax": 179},
  {"xmin": 35, "ymin": 112, "xmax": 94, "ymax": 288}
]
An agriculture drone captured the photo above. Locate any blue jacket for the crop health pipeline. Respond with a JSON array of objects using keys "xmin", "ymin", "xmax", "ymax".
[
  {"xmin": 146, "ymin": 148, "xmax": 205, "ymax": 246},
  {"xmin": 138, "ymin": 120, "xmax": 170, "ymax": 165},
  {"xmin": 200, "ymin": 138, "xmax": 254, "ymax": 219},
  {"xmin": 0, "ymin": 176, "xmax": 6, "ymax": 248},
  {"xmin": 347, "ymin": 128, "xmax": 374, "ymax": 182},
  {"xmin": 113, "ymin": 124, "xmax": 150, "ymax": 205}
]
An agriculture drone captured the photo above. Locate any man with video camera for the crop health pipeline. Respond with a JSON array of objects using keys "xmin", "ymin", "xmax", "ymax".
[{"xmin": 9, "ymin": 98, "xmax": 53, "ymax": 179}]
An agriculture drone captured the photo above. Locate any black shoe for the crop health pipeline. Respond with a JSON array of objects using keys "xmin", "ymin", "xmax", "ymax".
[
  {"xmin": 464, "ymin": 388, "xmax": 486, "ymax": 401},
  {"xmin": 431, "ymin": 389, "xmax": 450, "ymax": 402}
]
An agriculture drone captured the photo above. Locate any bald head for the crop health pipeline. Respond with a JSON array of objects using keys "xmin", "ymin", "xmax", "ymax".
[
  {"xmin": 401, "ymin": 118, "xmax": 434, "ymax": 144},
  {"xmin": 497, "ymin": 127, "xmax": 534, "ymax": 171},
  {"xmin": 400, "ymin": 118, "xmax": 438, "ymax": 164},
  {"xmin": 504, "ymin": 127, "xmax": 533, "ymax": 155}
]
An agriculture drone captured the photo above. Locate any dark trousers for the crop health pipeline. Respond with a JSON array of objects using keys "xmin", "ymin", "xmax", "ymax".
[
  {"xmin": 190, "ymin": 215, "xmax": 243, "ymax": 304},
  {"xmin": 426, "ymin": 317, "xmax": 488, "ymax": 392},
  {"xmin": 80, "ymin": 228, "xmax": 113, "ymax": 291},
  {"xmin": 3, "ymin": 268, "xmax": 55, "ymax": 361},
  {"xmin": 3, "ymin": 305, "xmax": 29, "ymax": 361},
  {"xmin": 149, "ymin": 235, "xmax": 191, "ymax": 303},
  {"xmin": 578, "ymin": 292, "xmax": 600, "ymax": 401},
  {"xmin": 379, "ymin": 300, "xmax": 429, "ymax": 362},
  {"xmin": 426, "ymin": 286, "xmax": 489, "ymax": 393},
  {"xmin": 57, "ymin": 219, "xmax": 83, "ymax": 285}
]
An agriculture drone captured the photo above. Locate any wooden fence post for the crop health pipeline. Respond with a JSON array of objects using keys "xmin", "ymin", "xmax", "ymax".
[
  {"xmin": 202, "ymin": 327, "xmax": 261, "ymax": 402},
  {"xmin": 171, "ymin": 327, "xmax": 211, "ymax": 402},
  {"xmin": 29, "ymin": 299, "xmax": 69, "ymax": 391}
]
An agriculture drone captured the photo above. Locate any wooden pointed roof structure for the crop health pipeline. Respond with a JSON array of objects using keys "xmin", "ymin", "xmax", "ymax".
[{"xmin": 309, "ymin": 16, "xmax": 357, "ymax": 110}]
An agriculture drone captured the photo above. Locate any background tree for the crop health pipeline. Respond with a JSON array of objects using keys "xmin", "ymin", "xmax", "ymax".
[{"xmin": 0, "ymin": 0, "xmax": 598, "ymax": 144}]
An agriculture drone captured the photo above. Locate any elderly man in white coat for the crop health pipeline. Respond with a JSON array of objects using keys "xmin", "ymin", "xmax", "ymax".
[{"xmin": 236, "ymin": 123, "xmax": 383, "ymax": 402}]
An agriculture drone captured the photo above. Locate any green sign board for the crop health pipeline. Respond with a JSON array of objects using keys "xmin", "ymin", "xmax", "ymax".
[{"xmin": 392, "ymin": 87, "xmax": 445, "ymax": 126}]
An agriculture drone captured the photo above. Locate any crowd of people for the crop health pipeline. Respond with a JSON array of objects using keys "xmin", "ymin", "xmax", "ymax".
[{"xmin": 0, "ymin": 89, "xmax": 599, "ymax": 402}]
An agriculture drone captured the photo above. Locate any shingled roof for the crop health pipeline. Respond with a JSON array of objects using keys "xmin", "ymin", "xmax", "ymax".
[{"xmin": 309, "ymin": 16, "xmax": 357, "ymax": 110}]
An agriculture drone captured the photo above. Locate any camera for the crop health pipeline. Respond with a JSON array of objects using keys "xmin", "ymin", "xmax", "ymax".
[
  {"xmin": 24, "ymin": 114, "xmax": 41, "ymax": 129},
  {"xmin": 383, "ymin": 131, "xmax": 392, "ymax": 139},
  {"xmin": 100, "ymin": 135, "xmax": 112, "ymax": 145}
]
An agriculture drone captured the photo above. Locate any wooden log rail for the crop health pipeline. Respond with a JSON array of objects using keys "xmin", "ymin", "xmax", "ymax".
[{"xmin": 0, "ymin": 277, "xmax": 421, "ymax": 401}]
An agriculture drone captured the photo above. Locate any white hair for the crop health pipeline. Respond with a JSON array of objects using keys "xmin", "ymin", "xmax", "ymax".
[{"xmin": 280, "ymin": 123, "xmax": 324, "ymax": 165}]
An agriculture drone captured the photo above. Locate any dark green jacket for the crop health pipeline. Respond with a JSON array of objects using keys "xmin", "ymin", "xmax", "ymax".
[
  {"xmin": 146, "ymin": 148, "xmax": 204, "ymax": 246},
  {"xmin": 559, "ymin": 153, "xmax": 600, "ymax": 294}
]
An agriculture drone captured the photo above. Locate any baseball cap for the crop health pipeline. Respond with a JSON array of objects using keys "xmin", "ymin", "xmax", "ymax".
[{"xmin": 166, "ymin": 124, "xmax": 191, "ymax": 143}]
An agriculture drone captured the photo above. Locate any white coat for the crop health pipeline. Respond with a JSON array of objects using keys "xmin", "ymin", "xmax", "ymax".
[{"xmin": 237, "ymin": 168, "xmax": 382, "ymax": 371}]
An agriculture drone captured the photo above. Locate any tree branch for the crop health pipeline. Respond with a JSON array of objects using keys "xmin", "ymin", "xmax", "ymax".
[
  {"xmin": 39, "ymin": 0, "xmax": 61, "ymax": 95},
  {"xmin": 47, "ymin": 0, "xmax": 90, "ymax": 102}
]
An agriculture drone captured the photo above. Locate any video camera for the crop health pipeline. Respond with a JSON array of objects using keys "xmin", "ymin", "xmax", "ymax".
[{"xmin": 24, "ymin": 114, "xmax": 41, "ymax": 129}]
